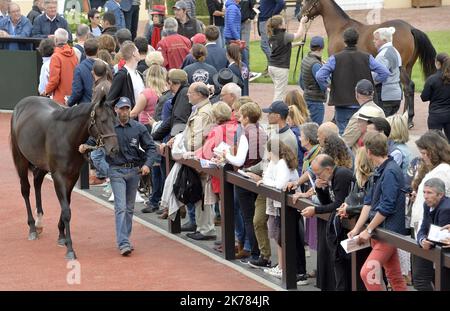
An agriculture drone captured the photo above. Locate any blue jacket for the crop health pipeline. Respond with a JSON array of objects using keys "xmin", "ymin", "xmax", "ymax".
[
  {"xmin": 67, "ymin": 58, "xmax": 95, "ymax": 106},
  {"xmin": 205, "ymin": 43, "xmax": 228, "ymax": 71},
  {"xmin": 417, "ymin": 197, "xmax": 450, "ymax": 247},
  {"xmin": 258, "ymin": 0, "xmax": 285, "ymax": 22},
  {"xmin": 104, "ymin": 0, "xmax": 125, "ymax": 29},
  {"xmin": 0, "ymin": 15, "xmax": 32, "ymax": 50},
  {"xmin": 224, "ymin": 0, "xmax": 241, "ymax": 40},
  {"xmin": 31, "ymin": 14, "xmax": 72, "ymax": 41},
  {"xmin": 364, "ymin": 156, "xmax": 406, "ymax": 234}
]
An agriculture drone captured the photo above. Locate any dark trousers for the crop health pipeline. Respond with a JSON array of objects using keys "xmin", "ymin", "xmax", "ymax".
[
  {"xmin": 428, "ymin": 113, "xmax": 450, "ymax": 143},
  {"xmin": 235, "ymin": 186, "xmax": 260, "ymax": 258},
  {"xmin": 412, "ymin": 254, "xmax": 434, "ymax": 291},
  {"xmin": 295, "ymin": 212, "xmax": 307, "ymax": 275},
  {"xmin": 124, "ymin": 5, "xmax": 140, "ymax": 40},
  {"xmin": 149, "ymin": 165, "xmax": 163, "ymax": 207}
]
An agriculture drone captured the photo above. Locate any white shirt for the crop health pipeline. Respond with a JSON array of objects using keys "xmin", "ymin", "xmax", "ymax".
[
  {"xmin": 225, "ymin": 134, "xmax": 248, "ymax": 167},
  {"xmin": 38, "ymin": 57, "xmax": 51, "ymax": 94},
  {"xmin": 125, "ymin": 65, "xmax": 145, "ymax": 105},
  {"xmin": 91, "ymin": 26, "xmax": 102, "ymax": 37}
]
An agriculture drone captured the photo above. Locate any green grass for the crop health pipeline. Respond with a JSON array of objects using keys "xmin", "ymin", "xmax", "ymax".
[{"xmin": 249, "ymin": 31, "xmax": 450, "ymax": 92}]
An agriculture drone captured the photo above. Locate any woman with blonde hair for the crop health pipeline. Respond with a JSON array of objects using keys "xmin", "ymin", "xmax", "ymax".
[
  {"xmin": 287, "ymin": 105, "xmax": 306, "ymax": 173},
  {"xmin": 387, "ymin": 113, "xmax": 412, "ymax": 177},
  {"xmin": 285, "ymin": 89, "xmax": 310, "ymax": 122},
  {"xmin": 266, "ymin": 14, "xmax": 310, "ymax": 101}
]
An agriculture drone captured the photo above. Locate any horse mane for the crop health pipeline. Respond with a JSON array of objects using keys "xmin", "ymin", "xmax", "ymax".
[
  {"xmin": 330, "ymin": 0, "xmax": 350, "ymax": 20},
  {"xmin": 52, "ymin": 103, "xmax": 93, "ymax": 121}
]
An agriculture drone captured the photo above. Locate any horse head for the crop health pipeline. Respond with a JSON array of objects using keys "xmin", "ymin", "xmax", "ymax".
[
  {"xmin": 302, "ymin": 0, "xmax": 322, "ymax": 21},
  {"xmin": 88, "ymin": 98, "xmax": 119, "ymax": 156}
]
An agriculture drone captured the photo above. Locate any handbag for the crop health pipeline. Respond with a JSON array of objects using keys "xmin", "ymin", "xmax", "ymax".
[{"xmin": 344, "ymin": 177, "xmax": 373, "ymax": 217}]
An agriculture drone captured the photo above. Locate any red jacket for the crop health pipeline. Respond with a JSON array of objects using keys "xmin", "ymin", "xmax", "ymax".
[
  {"xmin": 156, "ymin": 33, "xmax": 191, "ymax": 70},
  {"xmin": 45, "ymin": 44, "xmax": 78, "ymax": 104}
]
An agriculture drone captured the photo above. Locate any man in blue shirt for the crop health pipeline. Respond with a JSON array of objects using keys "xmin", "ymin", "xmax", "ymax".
[
  {"xmin": 104, "ymin": 0, "xmax": 125, "ymax": 30},
  {"xmin": 108, "ymin": 97, "xmax": 157, "ymax": 256},
  {"xmin": 315, "ymin": 27, "xmax": 389, "ymax": 134},
  {"xmin": 0, "ymin": 2, "xmax": 32, "ymax": 50},
  {"xmin": 31, "ymin": 0, "xmax": 72, "ymax": 41},
  {"xmin": 258, "ymin": 0, "xmax": 284, "ymax": 74}
]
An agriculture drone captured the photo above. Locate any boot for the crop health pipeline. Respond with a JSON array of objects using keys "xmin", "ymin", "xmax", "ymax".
[{"xmin": 158, "ymin": 207, "xmax": 168, "ymax": 219}]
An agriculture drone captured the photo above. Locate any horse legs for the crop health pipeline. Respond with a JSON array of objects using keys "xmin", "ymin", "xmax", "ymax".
[
  {"xmin": 32, "ymin": 168, "xmax": 47, "ymax": 235},
  {"xmin": 15, "ymin": 160, "xmax": 37, "ymax": 240},
  {"xmin": 52, "ymin": 172, "xmax": 78, "ymax": 260},
  {"xmin": 401, "ymin": 66, "xmax": 415, "ymax": 128}
]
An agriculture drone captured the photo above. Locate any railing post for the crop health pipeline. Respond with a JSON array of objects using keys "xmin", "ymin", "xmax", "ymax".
[
  {"xmin": 281, "ymin": 191, "xmax": 297, "ymax": 290},
  {"xmin": 77, "ymin": 161, "xmax": 90, "ymax": 190},
  {"xmin": 351, "ymin": 248, "xmax": 371, "ymax": 291},
  {"xmin": 434, "ymin": 246, "xmax": 450, "ymax": 291},
  {"xmin": 221, "ymin": 164, "xmax": 235, "ymax": 260}
]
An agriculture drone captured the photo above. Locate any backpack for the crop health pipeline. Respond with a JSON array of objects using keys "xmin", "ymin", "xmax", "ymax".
[
  {"xmin": 74, "ymin": 44, "xmax": 86, "ymax": 62},
  {"xmin": 173, "ymin": 165, "xmax": 203, "ymax": 205}
]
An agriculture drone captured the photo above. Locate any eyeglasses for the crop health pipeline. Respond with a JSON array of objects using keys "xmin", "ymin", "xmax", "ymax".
[{"xmin": 94, "ymin": 16, "xmax": 101, "ymax": 19}]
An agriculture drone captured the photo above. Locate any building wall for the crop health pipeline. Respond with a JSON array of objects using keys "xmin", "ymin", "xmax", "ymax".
[{"xmin": 384, "ymin": 0, "xmax": 450, "ymax": 8}]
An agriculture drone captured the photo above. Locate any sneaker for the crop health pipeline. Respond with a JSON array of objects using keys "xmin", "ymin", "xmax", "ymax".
[
  {"xmin": 89, "ymin": 176, "xmax": 107, "ymax": 186},
  {"xmin": 296, "ymin": 274, "xmax": 309, "ymax": 286},
  {"xmin": 263, "ymin": 265, "xmax": 282, "ymax": 279},
  {"xmin": 135, "ymin": 192, "xmax": 145, "ymax": 203},
  {"xmin": 108, "ymin": 192, "xmax": 114, "ymax": 202},
  {"xmin": 102, "ymin": 183, "xmax": 112, "ymax": 197},
  {"xmin": 120, "ymin": 246, "xmax": 131, "ymax": 256},
  {"xmin": 248, "ymin": 71, "xmax": 262, "ymax": 82},
  {"xmin": 248, "ymin": 256, "xmax": 271, "ymax": 269}
]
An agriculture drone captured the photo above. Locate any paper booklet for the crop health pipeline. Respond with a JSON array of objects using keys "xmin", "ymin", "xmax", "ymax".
[
  {"xmin": 237, "ymin": 169, "xmax": 251, "ymax": 179},
  {"xmin": 427, "ymin": 224, "xmax": 450, "ymax": 244},
  {"xmin": 340, "ymin": 236, "xmax": 371, "ymax": 254},
  {"xmin": 213, "ymin": 142, "xmax": 231, "ymax": 156}
]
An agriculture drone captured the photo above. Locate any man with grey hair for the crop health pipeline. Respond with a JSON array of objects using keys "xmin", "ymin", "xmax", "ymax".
[
  {"xmin": 220, "ymin": 82, "xmax": 241, "ymax": 120},
  {"xmin": 156, "ymin": 17, "xmax": 191, "ymax": 70},
  {"xmin": 0, "ymin": 2, "xmax": 32, "ymax": 50},
  {"xmin": 184, "ymin": 81, "xmax": 216, "ymax": 241},
  {"xmin": 0, "ymin": 0, "xmax": 10, "ymax": 19},
  {"xmin": 415, "ymin": 177, "xmax": 450, "ymax": 290},
  {"xmin": 372, "ymin": 27, "xmax": 403, "ymax": 119},
  {"xmin": 42, "ymin": 28, "xmax": 77, "ymax": 104},
  {"xmin": 73, "ymin": 24, "xmax": 90, "ymax": 63},
  {"xmin": 32, "ymin": 0, "xmax": 72, "ymax": 41}
]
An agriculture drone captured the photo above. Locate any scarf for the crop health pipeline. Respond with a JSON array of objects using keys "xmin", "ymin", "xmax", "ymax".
[{"xmin": 151, "ymin": 25, "xmax": 162, "ymax": 49}]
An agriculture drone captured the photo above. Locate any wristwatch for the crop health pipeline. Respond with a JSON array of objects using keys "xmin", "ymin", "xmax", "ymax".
[{"xmin": 367, "ymin": 227, "xmax": 373, "ymax": 235}]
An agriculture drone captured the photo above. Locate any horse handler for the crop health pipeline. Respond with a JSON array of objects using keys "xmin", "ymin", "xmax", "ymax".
[{"xmin": 79, "ymin": 97, "xmax": 157, "ymax": 256}]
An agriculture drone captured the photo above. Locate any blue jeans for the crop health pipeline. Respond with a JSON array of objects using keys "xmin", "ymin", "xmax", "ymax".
[
  {"xmin": 241, "ymin": 20, "xmax": 251, "ymax": 67},
  {"xmin": 217, "ymin": 26, "xmax": 226, "ymax": 49},
  {"xmin": 294, "ymin": 1, "xmax": 302, "ymax": 18},
  {"xmin": 258, "ymin": 20, "xmax": 271, "ymax": 63},
  {"xmin": 234, "ymin": 187, "xmax": 251, "ymax": 251},
  {"xmin": 109, "ymin": 167, "xmax": 140, "ymax": 250},
  {"xmin": 306, "ymin": 100, "xmax": 325, "ymax": 125},
  {"xmin": 335, "ymin": 106, "xmax": 359, "ymax": 135},
  {"xmin": 149, "ymin": 164, "xmax": 163, "ymax": 207},
  {"xmin": 187, "ymin": 203, "xmax": 196, "ymax": 225},
  {"xmin": 90, "ymin": 148, "xmax": 109, "ymax": 179}
]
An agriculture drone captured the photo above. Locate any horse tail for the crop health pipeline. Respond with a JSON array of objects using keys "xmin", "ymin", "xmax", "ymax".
[
  {"xmin": 411, "ymin": 28, "xmax": 437, "ymax": 78},
  {"xmin": 10, "ymin": 110, "xmax": 29, "ymax": 175}
]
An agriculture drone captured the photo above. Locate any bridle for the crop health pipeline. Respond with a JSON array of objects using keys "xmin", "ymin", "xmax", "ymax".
[
  {"xmin": 303, "ymin": 0, "xmax": 320, "ymax": 22},
  {"xmin": 88, "ymin": 104, "xmax": 117, "ymax": 149}
]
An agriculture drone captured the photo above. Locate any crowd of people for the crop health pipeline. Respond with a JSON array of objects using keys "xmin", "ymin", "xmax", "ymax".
[{"xmin": 1, "ymin": 0, "xmax": 450, "ymax": 291}]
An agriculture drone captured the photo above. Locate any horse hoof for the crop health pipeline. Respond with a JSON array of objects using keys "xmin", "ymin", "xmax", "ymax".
[
  {"xmin": 57, "ymin": 238, "xmax": 66, "ymax": 247},
  {"xmin": 65, "ymin": 251, "xmax": 77, "ymax": 260},
  {"xmin": 36, "ymin": 226, "xmax": 44, "ymax": 235},
  {"xmin": 28, "ymin": 232, "xmax": 38, "ymax": 240}
]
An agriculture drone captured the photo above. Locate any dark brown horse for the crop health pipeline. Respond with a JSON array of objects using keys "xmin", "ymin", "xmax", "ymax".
[
  {"xmin": 302, "ymin": 0, "xmax": 437, "ymax": 126},
  {"xmin": 10, "ymin": 96, "xmax": 119, "ymax": 259}
]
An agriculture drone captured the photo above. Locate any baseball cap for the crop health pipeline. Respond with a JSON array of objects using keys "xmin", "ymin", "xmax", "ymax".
[
  {"xmin": 310, "ymin": 36, "xmax": 324, "ymax": 49},
  {"xmin": 116, "ymin": 97, "xmax": 132, "ymax": 108},
  {"xmin": 355, "ymin": 79, "xmax": 374, "ymax": 96},
  {"xmin": 191, "ymin": 33, "xmax": 207, "ymax": 45},
  {"xmin": 173, "ymin": 1, "xmax": 187, "ymax": 10},
  {"xmin": 262, "ymin": 101, "xmax": 289, "ymax": 118}
]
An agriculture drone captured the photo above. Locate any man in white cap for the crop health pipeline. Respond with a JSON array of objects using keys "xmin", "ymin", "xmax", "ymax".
[{"xmin": 342, "ymin": 79, "xmax": 385, "ymax": 153}]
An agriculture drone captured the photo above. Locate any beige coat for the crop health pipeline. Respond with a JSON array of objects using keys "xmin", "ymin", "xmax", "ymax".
[
  {"xmin": 342, "ymin": 101, "xmax": 385, "ymax": 152},
  {"xmin": 184, "ymin": 99, "xmax": 215, "ymax": 152}
]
